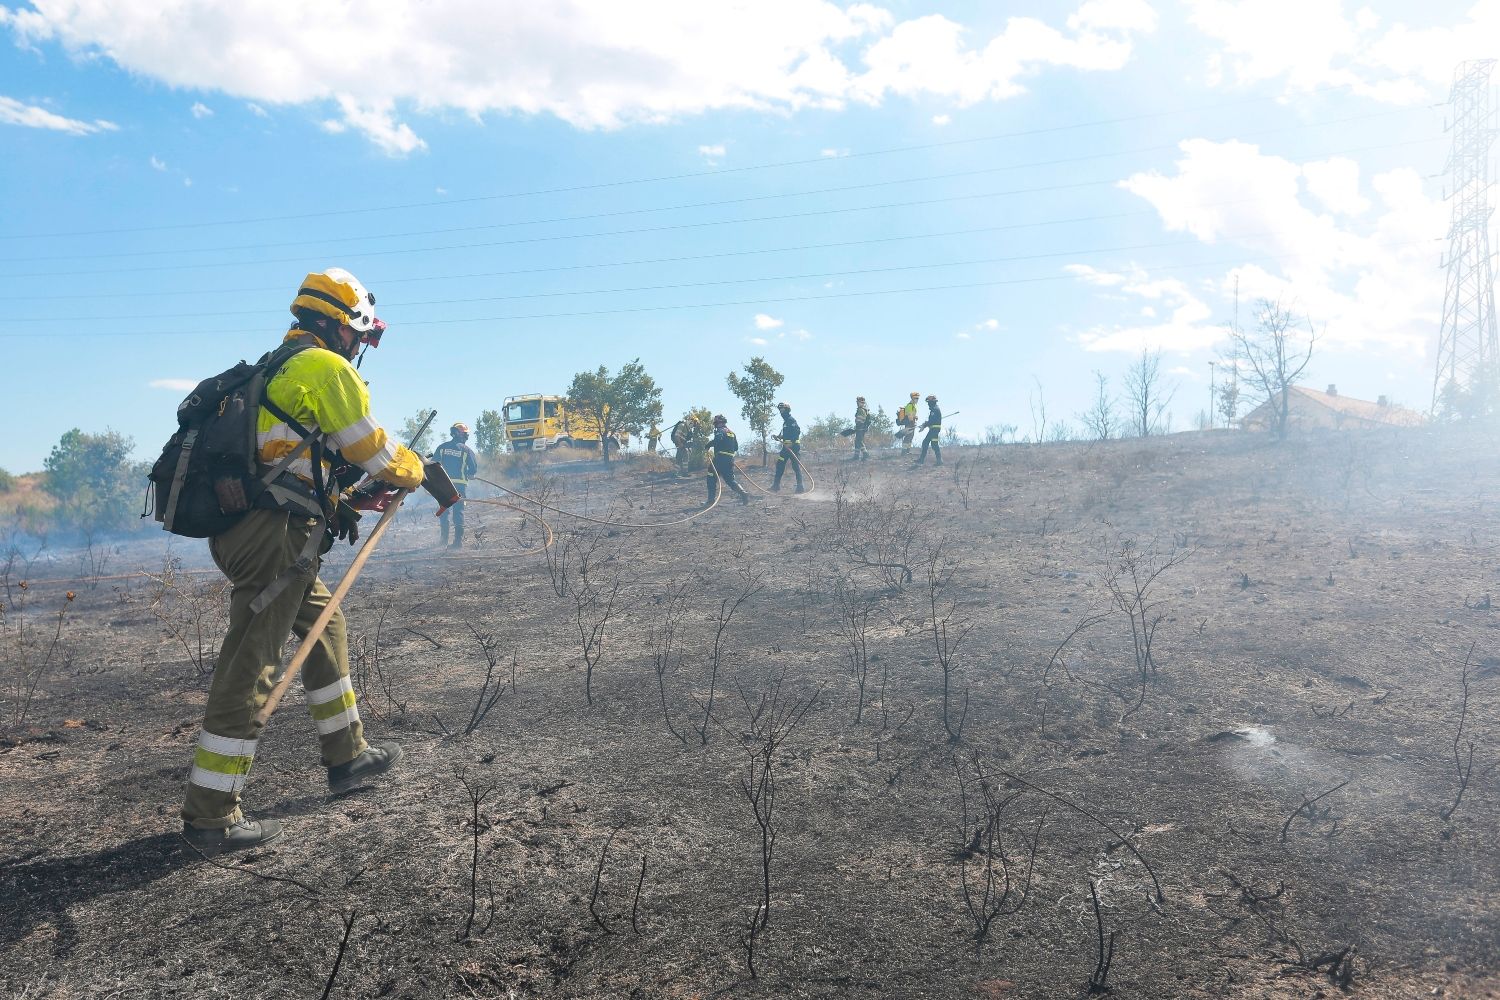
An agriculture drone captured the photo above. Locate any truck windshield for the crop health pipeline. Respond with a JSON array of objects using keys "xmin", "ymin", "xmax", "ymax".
[{"xmin": 506, "ymin": 400, "xmax": 540, "ymax": 422}]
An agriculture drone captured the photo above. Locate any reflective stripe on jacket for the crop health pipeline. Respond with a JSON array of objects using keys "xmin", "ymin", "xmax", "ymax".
[
  {"xmin": 434, "ymin": 439, "xmax": 478, "ymax": 483},
  {"xmin": 256, "ymin": 332, "xmax": 423, "ymax": 490}
]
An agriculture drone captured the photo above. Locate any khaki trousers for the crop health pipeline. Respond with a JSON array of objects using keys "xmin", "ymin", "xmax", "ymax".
[{"xmin": 181, "ymin": 509, "xmax": 366, "ymax": 828}]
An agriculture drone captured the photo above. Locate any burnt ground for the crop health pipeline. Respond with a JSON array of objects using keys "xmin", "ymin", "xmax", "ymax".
[{"xmin": 3, "ymin": 427, "xmax": 1500, "ymax": 999}]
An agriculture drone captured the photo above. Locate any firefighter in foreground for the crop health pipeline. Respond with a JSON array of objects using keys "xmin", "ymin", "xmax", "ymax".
[
  {"xmin": 432, "ymin": 422, "xmax": 478, "ymax": 548},
  {"xmin": 770, "ymin": 401, "xmax": 805, "ymax": 493},
  {"xmin": 182, "ymin": 268, "xmax": 423, "ymax": 854},
  {"xmin": 914, "ymin": 393, "xmax": 944, "ymax": 466},
  {"xmin": 705, "ymin": 414, "xmax": 751, "ymax": 504},
  {"xmin": 851, "ymin": 396, "xmax": 871, "ymax": 461},
  {"xmin": 897, "ymin": 391, "xmax": 920, "ymax": 451}
]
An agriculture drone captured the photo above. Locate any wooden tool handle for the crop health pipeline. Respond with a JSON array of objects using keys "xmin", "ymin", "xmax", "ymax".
[{"xmin": 252, "ymin": 488, "xmax": 409, "ymax": 728}]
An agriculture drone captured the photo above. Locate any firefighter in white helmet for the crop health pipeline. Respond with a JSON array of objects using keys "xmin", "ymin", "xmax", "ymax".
[{"xmin": 180, "ymin": 268, "xmax": 423, "ymax": 855}]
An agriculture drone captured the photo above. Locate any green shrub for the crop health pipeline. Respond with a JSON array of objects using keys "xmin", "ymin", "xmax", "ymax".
[{"xmin": 42, "ymin": 428, "xmax": 143, "ymax": 534}]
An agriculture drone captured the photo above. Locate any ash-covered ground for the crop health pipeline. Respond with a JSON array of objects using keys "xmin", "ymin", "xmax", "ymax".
[{"xmin": 3, "ymin": 428, "xmax": 1499, "ymax": 999}]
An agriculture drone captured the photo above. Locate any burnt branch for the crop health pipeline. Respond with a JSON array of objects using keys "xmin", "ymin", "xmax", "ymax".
[
  {"xmin": 589, "ymin": 824, "xmax": 623, "ymax": 935},
  {"xmin": 998, "ymin": 770, "xmax": 1164, "ymax": 904},
  {"xmin": 1280, "ymin": 779, "xmax": 1350, "ymax": 844},
  {"xmin": 953, "ymin": 752, "xmax": 1047, "ymax": 946},
  {"xmin": 647, "ymin": 577, "xmax": 692, "ymax": 745},
  {"xmin": 454, "ymin": 765, "xmax": 498, "ymax": 941},
  {"xmin": 693, "ymin": 568, "xmax": 764, "ymax": 746},
  {"xmin": 1087, "ymin": 881, "xmax": 1116, "ymax": 994},
  {"xmin": 1440, "ymin": 642, "xmax": 1479, "ymax": 822},
  {"xmin": 319, "ymin": 910, "xmax": 358, "ymax": 1000}
]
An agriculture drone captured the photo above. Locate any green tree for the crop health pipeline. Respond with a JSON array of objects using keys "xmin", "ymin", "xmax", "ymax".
[
  {"xmin": 867, "ymin": 405, "xmax": 895, "ymax": 449},
  {"xmin": 474, "ymin": 408, "xmax": 505, "ymax": 460},
  {"xmin": 43, "ymin": 428, "xmax": 141, "ymax": 533},
  {"xmin": 0, "ymin": 467, "xmax": 13, "ymax": 493},
  {"xmin": 725, "ymin": 356, "xmax": 784, "ymax": 466},
  {"xmin": 802, "ymin": 411, "xmax": 852, "ymax": 448},
  {"xmin": 680, "ymin": 406, "xmax": 714, "ymax": 471},
  {"xmin": 400, "ymin": 408, "xmax": 438, "ymax": 455},
  {"xmin": 565, "ymin": 358, "xmax": 663, "ymax": 464}
]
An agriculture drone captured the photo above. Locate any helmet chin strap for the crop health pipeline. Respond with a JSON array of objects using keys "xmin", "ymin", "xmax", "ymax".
[{"xmin": 355, "ymin": 343, "xmax": 369, "ymax": 369}]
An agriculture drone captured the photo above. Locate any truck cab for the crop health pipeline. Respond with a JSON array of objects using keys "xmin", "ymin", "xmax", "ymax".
[{"xmin": 503, "ymin": 394, "xmax": 627, "ymax": 453}]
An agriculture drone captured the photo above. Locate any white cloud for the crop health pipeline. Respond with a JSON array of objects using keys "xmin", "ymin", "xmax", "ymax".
[
  {"xmin": 1302, "ymin": 157, "xmax": 1369, "ymax": 217},
  {"xmin": 754, "ymin": 313, "xmax": 785, "ymax": 330},
  {"xmin": 1167, "ymin": 365, "xmax": 1200, "ymax": 380},
  {"xmin": 793, "ymin": 329, "xmax": 813, "ymax": 340},
  {"xmin": 1069, "ymin": 0, "xmax": 1159, "ymax": 33},
  {"xmin": 149, "ymin": 378, "xmax": 197, "ymax": 392},
  {"xmin": 149, "ymin": 154, "xmax": 167, "ymax": 170},
  {"xmin": 190, "ymin": 101, "xmax": 213, "ymax": 118},
  {"xmin": 748, "ymin": 336, "xmax": 769, "ymax": 346},
  {"xmin": 246, "ymin": 102, "xmax": 269, "ymax": 118},
  {"xmin": 328, "ymin": 96, "xmax": 425, "ymax": 155},
  {"xmin": 0, "ymin": 94, "xmax": 116, "ymax": 134},
  {"xmin": 1184, "ymin": 0, "xmax": 1497, "ymax": 102},
  {"xmin": 820, "ymin": 147, "xmax": 848, "ymax": 157},
  {"xmin": 955, "ymin": 331, "xmax": 973, "ymax": 340},
  {"xmin": 1075, "ymin": 138, "xmax": 1445, "ymax": 356},
  {"xmin": 976, "ymin": 318, "xmax": 1000, "ymax": 330},
  {"xmin": 697, "ymin": 143, "xmax": 726, "ymax": 162},
  {"xmin": 435, "ymin": 186, "xmax": 448, "ymax": 195},
  {"xmin": 1070, "ymin": 263, "xmax": 1220, "ymax": 353},
  {"xmin": 932, "ymin": 113, "xmax": 951, "ymax": 125},
  {"xmin": 0, "ymin": 1, "xmax": 1154, "ymax": 153},
  {"xmin": 851, "ymin": 8, "xmax": 1156, "ymax": 105}
]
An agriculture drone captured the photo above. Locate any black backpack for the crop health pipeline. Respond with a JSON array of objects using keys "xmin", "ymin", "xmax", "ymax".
[{"xmin": 145, "ymin": 343, "xmax": 318, "ymax": 538}]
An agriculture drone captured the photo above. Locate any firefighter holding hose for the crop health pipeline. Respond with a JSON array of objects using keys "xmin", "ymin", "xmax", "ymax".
[{"xmin": 432, "ymin": 422, "xmax": 478, "ymax": 548}]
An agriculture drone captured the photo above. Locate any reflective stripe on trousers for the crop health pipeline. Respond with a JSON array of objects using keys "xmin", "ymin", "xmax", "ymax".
[
  {"xmin": 188, "ymin": 730, "xmax": 257, "ymax": 794},
  {"xmin": 307, "ymin": 675, "xmax": 358, "ymax": 736}
]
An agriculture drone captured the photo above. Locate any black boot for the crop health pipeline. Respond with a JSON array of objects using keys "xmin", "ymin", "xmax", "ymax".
[
  {"xmin": 182, "ymin": 817, "xmax": 284, "ymax": 857},
  {"xmin": 328, "ymin": 740, "xmax": 404, "ymax": 797}
]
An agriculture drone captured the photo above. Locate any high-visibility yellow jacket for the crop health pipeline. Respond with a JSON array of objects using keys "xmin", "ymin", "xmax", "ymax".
[{"xmin": 256, "ymin": 332, "xmax": 424, "ymax": 491}]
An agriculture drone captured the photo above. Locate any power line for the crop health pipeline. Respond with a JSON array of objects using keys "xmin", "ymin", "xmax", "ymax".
[
  {"xmin": 0, "ymin": 224, "xmax": 1367, "ymax": 322},
  {"xmin": 0, "ymin": 133, "xmax": 1446, "ymax": 282},
  {"xmin": 0, "ymin": 82, "xmax": 1402, "ymax": 242},
  {"xmin": 0, "ymin": 237, "xmax": 1436, "ymax": 339},
  {"xmin": 0, "ymin": 214, "xmax": 1163, "ymax": 301},
  {"xmin": 0, "ymin": 106, "xmax": 1426, "ymax": 265}
]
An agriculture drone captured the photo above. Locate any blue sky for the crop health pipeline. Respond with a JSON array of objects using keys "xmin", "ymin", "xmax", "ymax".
[{"xmin": 0, "ymin": 0, "xmax": 1491, "ymax": 472}]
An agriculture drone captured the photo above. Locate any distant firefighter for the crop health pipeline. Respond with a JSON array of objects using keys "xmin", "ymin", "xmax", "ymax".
[
  {"xmin": 646, "ymin": 422, "xmax": 661, "ymax": 454},
  {"xmin": 433, "ymin": 422, "xmax": 478, "ymax": 547},
  {"xmin": 914, "ymin": 394, "xmax": 943, "ymax": 466},
  {"xmin": 705, "ymin": 414, "xmax": 750, "ymax": 505},
  {"xmin": 897, "ymin": 391, "xmax": 920, "ymax": 451},
  {"xmin": 850, "ymin": 396, "xmax": 870, "ymax": 461},
  {"xmin": 770, "ymin": 401, "xmax": 805, "ymax": 493},
  {"xmin": 670, "ymin": 418, "xmax": 693, "ymax": 474}
]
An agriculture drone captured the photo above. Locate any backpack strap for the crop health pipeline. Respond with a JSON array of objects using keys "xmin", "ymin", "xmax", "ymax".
[
  {"xmin": 246, "ymin": 342, "xmax": 331, "ymax": 616},
  {"xmin": 161, "ymin": 429, "xmax": 198, "ymax": 534}
]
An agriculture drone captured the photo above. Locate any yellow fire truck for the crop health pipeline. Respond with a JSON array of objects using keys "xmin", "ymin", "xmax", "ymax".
[{"xmin": 502, "ymin": 394, "xmax": 628, "ymax": 453}]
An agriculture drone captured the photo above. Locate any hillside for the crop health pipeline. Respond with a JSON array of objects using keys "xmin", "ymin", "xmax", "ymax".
[{"xmin": 2, "ymin": 427, "xmax": 1499, "ymax": 999}]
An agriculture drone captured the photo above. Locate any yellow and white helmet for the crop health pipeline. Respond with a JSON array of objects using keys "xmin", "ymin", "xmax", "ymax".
[{"xmin": 291, "ymin": 268, "xmax": 382, "ymax": 337}]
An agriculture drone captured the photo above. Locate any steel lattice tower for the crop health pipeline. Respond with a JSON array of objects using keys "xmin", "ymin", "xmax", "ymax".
[{"xmin": 1433, "ymin": 60, "xmax": 1499, "ymax": 413}]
